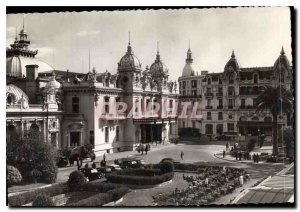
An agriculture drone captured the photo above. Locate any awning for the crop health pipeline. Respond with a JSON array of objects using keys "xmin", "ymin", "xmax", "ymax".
[{"xmin": 237, "ymin": 121, "xmax": 273, "ymax": 127}]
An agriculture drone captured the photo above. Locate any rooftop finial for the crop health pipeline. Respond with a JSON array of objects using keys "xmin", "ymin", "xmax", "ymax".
[
  {"xmin": 15, "ymin": 27, "xmax": 18, "ymax": 41},
  {"xmin": 156, "ymin": 41, "xmax": 160, "ymax": 61},
  {"xmin": 231, "ymin": 50, "xmax": 235, "ymax": 58},
  {"xmin": 157, "ymin": 41, "xmax": 159, "ymax": 54},
  {"xmin": 23, "ymin": 15, "xmax": 25, "ymax": 31},
  {"xmin": 281, "ymin": 46, "xmax": 285, "ymax": 55},
  {"xmin": 188, "ymin": 39, "xmax": 190, "ymax": 50},
  {"xmin": 89, "ymin": 48, "xmax": 91, "ymax": 73},
  {"xmin": 128, "ymin": 31, "xmax": 131, "ymax": 45}
]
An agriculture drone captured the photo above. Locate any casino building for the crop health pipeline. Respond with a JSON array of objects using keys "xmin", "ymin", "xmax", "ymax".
[
  {"xmin": 178, "ymin": 46, "xmax": 293, "ymax": 140},
  {"xmin": 6, "ymin": 25, "xmax": 178, "ymax": 155}
]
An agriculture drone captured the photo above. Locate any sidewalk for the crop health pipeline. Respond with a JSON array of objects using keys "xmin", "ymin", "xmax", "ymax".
[{"xmin": 214, "ymin": 146, "xmax": 274, "ymax": 165}]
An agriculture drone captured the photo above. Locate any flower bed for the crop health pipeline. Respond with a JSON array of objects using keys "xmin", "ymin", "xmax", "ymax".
[{"xmin": 106, "ymin": 168, "xmax": 174, "ymax": 186}]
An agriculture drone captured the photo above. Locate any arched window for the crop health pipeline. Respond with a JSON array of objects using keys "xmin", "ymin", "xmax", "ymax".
[
  {"xmin": 29, "ymin": 123, "xmax": 40, "ymax": 141},
  {"xmin": 252, "ymin": 116, "xmax": 259, "ymax": 121},
  {"xmin": 229, "ymin": 73, "xmax": 234, "ymax": 84}
]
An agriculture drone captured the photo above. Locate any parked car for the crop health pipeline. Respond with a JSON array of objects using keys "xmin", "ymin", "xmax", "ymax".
[
  {"xmin": 79, "ymin": 167, "xmax": 105, "ymax": 181},
  {"xmin": 114, "ymin": 158, "xmax": 145, "ymax": 169},
  {"xmin": 105, "ymin": 164, "xmax": 121, "ymax": 172}
]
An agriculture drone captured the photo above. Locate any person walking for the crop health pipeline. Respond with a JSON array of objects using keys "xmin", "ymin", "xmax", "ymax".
[
  {"xmin": 223, "ymin": 150, "xmax": 226, "ymax": 158},
  {"xmin": 239, "ymin": 175, "xmax": 244, "ymax": 187},
  {"xmin": 141, "ymin": 145, "xmax": 144, "ymax": 155},
  {"xmin": 180, "ymin": 151, "xmax": 184, "ymax": 160},
  {"xmin": 145, "ymin": 144, "xmax": 149, "ymax": 155}
]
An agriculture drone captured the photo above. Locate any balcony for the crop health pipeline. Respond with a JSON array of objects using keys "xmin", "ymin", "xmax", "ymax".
[
  {"xmin": 205, "ymin": 106, "xmax": 213, "ymax": 109},
  {"xmin": 228, "ymin": 92, "xmax": 235, "ymax": 97},
  {"xmin": 240, "ymin": 105, "xmax": 255, "ymax": 110},
  {"xmin": 205, "ymin": 93, "xmax": 214, "ymax": 97},
  {"xmin": 217, "ymin": 106, "xmax": 223, "ymax": 109},
  {"xmin": 179, "ymin": 95, "xmax": 202, "ymax": 99},
  {"xmin": 100, "ymin": 113, "xmax": 126, "ymax": 120},
  {"xmin": 228, "ymin": 106, "xmax": 234, "ymax": 109},
  {"xmin": 216, "ymin": 93, "xmax": 223, "ymax": 97}
]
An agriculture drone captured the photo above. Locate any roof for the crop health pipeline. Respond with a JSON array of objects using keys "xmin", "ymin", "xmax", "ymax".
[
  {"xmin": 7, "ymin": 56, "xmax": 54, "ymax": 78},
  {"xmin": 6, "ymin": 84, "xmax": 29, "ymax": 104}
]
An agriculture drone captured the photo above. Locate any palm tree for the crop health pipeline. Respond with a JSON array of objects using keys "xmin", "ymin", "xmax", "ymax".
[{"xmin": 255, "ymin": 86, "xmax": 293, "ymax": 156}]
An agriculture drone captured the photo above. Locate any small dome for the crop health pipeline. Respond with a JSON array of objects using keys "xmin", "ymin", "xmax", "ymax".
[
  {"xmin": 6, "ymin": 56, "xmax": 54, "ymax": 78},
  {"xmin": 274, "ymin": 47, "xmax": 290, "ymax": 70},
  {"xmin": 45, "ymin": 75, "xmax": 61, "ymax": 91},
  {"xmin": 182, "ymin": 63, "xmax": 195, "ymax": 77},
  {"xmin": 142, "ymin": 65, "xmax": 151, "ymax": 76},
  {"xmin": 150, "ymin": 53, "xmax": 169, "ymax": 77},
  {"xmin": 6, "ymin": 84, "xmax": 29, "ymax": 104},
  {"xmin": 118, "ymin": 43, "xmax": 141, "ymax": 70},
  {"xmin": 224, "ymin": 50, "xmax": 240, "ymax": 72}
]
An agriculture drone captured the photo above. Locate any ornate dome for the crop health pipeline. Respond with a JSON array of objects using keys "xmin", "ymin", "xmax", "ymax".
[
  {"xmin": 142, "ymin": 65, "xmax": 151, "ymax": 76},
  {"xmin": 6, "ymin": 84, "xmax": 29, "ymax": 104},
  {"xmin": 6, "ymin": 56, "xmax": 54, "ymax": 78},
  {"xmin": 45, "ymin": 74, "xmax": 61, "ymax": 91},
  {"xmin": 118, "ymin": 42, "xmax": 141, "ymax": 71},
  {"xmin": 224, "ymin": 50, "xmax": 240, "ymax": 72},
  {"xmin": 274, "ymin": 47, "xmax": 291, "ymax": 70},
  {"xmin": 149, "ymin": 52, "xmax": 169, "ymax": 77}
]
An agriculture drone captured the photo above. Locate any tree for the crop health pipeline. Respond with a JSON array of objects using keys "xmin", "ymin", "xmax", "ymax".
[
  {"xmin": 7, "ymin": 135, "xmax": 58, "ymax": 183},
  {"xmin": 278, "ymin": 127, "xmax": 294, "ymax": 158},
  {"xmin": 256, "ymin": 86, "xmax": 293, "ymax": 156}
]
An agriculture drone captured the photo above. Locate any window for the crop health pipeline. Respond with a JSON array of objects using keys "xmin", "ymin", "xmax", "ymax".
[
  {"xmin": 116, "ymin": 126, "xmax": 119, "ymax": 141},
  {"xmin": 72, "ymin": 97, "xmax": 79, "ymax": 113},
  {"xmin": 182, "ymin": 122, "xmax": 185, "ymax": 128},
  {"xmin": 183, "ymin": 81, "xmax": 186, "ymax": 89},
  {"xmin": 228, "ymin": 123, "xmax": 234, "ymax": 132},
  {"xmin": 207, "ymin": 87, "xmax": 212, "ymax": 93},
  {"xmin": 105, "ymin": 127, "xmax": 109, "ymax": 143},
  {"xmin": 89, "ymin": 130, "xmax": 94, "ymax": 146},
  {"xmin": 170, "ymin": 123, "xmax": 172, "ymax": 134},
  {"xmin": 218, "ymin": 99, "xmax": 223, "ymax": 107},
  {"xmin": 207, "ymin": 112, "xmax": 212, "ymax": 120},
  {"xmin": 218, "ymin": 87, "xmax": 223, "ymax": 94},
  {"xmin": 205, "ymin": 124, "xmax": 213, "ymax": 134},
  {"xmin": 241, "ymin": 99, "xmax": 246, "ymax": 108},
  {"xmin": 228, "ymin": 86, "xmax": 235, "ymax": 96},
  {"xmin": 218, "ymin": 112, "xmax": 223, "ymax": 120},
  {"xmin": 217, "ymin": 124, "xmax": 223, "ymax": 134},
  {"xmin": 192, "ymin": 80, "xmax": 197, "ymax": 88},
  {"xmin": 218, "ymin": 78, "xmax": 222, "ymax": 84},
  {"xmin": 104, "ymin": 97, "xmax": 110, "ymax": 114},
  {"xmin": 229, "ymin": 74, "xmax": 234, "ymax": 84},
  {"xmin": 207, "ymin": 99, "xmax": 211, "ymax": 107},
  {"xmin": 208, "ymin": 78, "xmax": 211, "ymax": 85},
  {"xmin": 229, "ymin": 99, "xmax": 234, "ymax": 108},
  {"xmin": 192, "ymin": 90, "xmax": 197, "ymax": 96},
  {"xmin": 254, "ymin": 74, "xmax": 258, "ymax": 83}
]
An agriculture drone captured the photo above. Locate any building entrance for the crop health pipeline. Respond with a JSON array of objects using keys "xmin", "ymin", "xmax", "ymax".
[{"xmin": 140, "ymin": 124, "xmax": 162, "ymax": 143}]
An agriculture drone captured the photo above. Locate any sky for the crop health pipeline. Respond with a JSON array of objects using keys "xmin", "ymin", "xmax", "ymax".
[{"xmin": 6, "ymin": 7, "xmax": 292, "ymax": 81}]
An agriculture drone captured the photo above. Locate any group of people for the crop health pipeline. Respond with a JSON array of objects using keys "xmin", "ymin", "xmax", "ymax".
[
  {"xmin": 136, "ymin": 143, "xmax": 151, "ymax": 155},
  {"xmin": 155, "ymin": 166, "xmax": 249, "ymax": 206}
]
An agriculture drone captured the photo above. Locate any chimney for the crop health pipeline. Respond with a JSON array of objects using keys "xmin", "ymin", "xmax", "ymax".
[{"xmin": 26, "ymin": 64, "xmax": 39, "ymax": 80}]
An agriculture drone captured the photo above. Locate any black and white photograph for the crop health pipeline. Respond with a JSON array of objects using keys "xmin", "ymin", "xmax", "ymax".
[{"xmin": 5, "ymin": 6, "xmax": 295, "ymax": 207}]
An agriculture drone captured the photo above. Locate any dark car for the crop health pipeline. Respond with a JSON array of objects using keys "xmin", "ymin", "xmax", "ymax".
[
  {"xmin": 79, "ymin": 167, "xmax": 104, "ymax": 181},
  {"xmin": 115, "ymin": 158, "xmax": 145, "ymax": 169}
]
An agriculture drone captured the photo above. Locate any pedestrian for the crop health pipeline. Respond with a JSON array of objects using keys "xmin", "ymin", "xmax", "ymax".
[
  {"xmin": 85, "ymin": 163, "xmax": 89, "ymax": 169},
  {"xmin": 145, "ymin": 145, "xmax": 149, "ymax": 155},
  {"xmin": 141, "ymin": 145, "xmax": 144, "ymax": 155},
  {"xmin": 223, "ymin": 150, "xmax": 226, "ymax": 158},
  {"xmin": 226, "ymin": 142, "xmax": 229, "ymax": 151},
  {"xmin": 235, "ymin": 152, "xmax": 238, "ymax": 160},
  {"xmin": 180, "ymin": 151, "xmax": 184, "ymax": 160},
  {"xmin": 103, "ymin": 153, "xmax": 106, "ymax": 162},
  {"xmin": 137, "ymin": 146, "xmax": 141, "ymax": 154}
]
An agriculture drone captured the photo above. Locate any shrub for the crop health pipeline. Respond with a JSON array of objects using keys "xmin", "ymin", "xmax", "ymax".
[
  {"xmin": 29, "ymin": 169, "xmax": 42, "ymax": 183},
  {"xmin": 160, "ymin": 160, "xmax": 174, "ymax": 174},
  {"xmin": 78, "ymin": 181, "xmax": 123, "ymax": 192},
  {"xmin": 106, "ymin": 170, "xmax": 174, "ymax": 185},
  {"xmin": 67, "ymin": 193, "xmax": 111, "ymax": 206},
  {"xmin": 68, "ymin": 171, "xmax": 86, "ymax": 191},
  {"xmin": 107, "ymin": 187, "xmax": 129, "ymax": 201},
  {"xmin": 7, "ymin": 165, "xmax": 22, "ymax": 186},
  {"xmin": 8, "ymin": 183, "xmax": 67, "ymax": 206},
  {"xmin": 32, "ymin": 195, "xmax": 55, "ymax": 207}
]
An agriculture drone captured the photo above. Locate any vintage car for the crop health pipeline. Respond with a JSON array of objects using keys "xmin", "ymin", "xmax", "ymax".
[{"xmin": 114, "ymin": 158, "xmax": 145, "ymax": 169}]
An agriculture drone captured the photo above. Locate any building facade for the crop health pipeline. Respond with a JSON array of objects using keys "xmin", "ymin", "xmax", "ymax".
[
  {"xmin": 178, "ymin": 47, "xmax": 293, "ymax": 139},
  {"xmin": 6, "ymin": 26, "xmax": 178, "ymax": 156}
]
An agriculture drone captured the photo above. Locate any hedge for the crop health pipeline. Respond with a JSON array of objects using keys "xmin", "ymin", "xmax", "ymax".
[
  {"xmin": 106, "ymin": 169, "xmax": 174, "ymax": 185},
  {"xmin": 8, "ymin": 183, "xmax": 67, "ymax": 207},
  {"xmin": 32, "ymin": 194, "xmax": 55, "ymax": 207},
  {"xmin": 7, "ymin": 165, "xmax": 22, "ymax": 186},
  {"xmin": 76, "ymin": 181, "xmax": 125, "ymax": 193},
  {"xmin": 65, "ymin": 187, "xmax": 129, "ymax": 206}
]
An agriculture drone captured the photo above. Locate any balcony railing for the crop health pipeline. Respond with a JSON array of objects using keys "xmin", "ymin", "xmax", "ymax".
[
  {"xmin": 228, "ymin": 92, "xmax": 235, "ymax": 96},
  {"xmin": 217, "ymin": 106, "xmax": 223, "ymax": 109},
  {"xmin": 228, "ymin": 106, "xmax": 234, "ymax": 109},
  {"xmin": 216, "ymin": 93, "xmax": 223, "ymax": 97},
  {"xmin": 205, "ymin": 106, "xmax": 213, "ymax": 109},
  {"xmin": 180, "ymin": 95, "xmax": 202, "ymax": 99},
  {"xmin": 205, "ymin": 93, "xmax": 214, "ymax": 97}
]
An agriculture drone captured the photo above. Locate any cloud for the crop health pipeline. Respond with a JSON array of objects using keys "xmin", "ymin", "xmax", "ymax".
[
  {"xmin": 75, "ymin": 30, "xmax": 101, "ymax": 37},
  {"xmin": 31, "ymin": 44, "xmax": 55, "ymax": 59}
]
